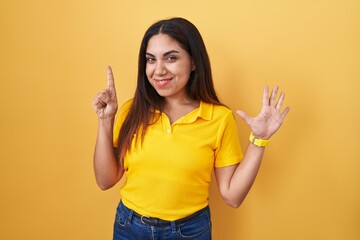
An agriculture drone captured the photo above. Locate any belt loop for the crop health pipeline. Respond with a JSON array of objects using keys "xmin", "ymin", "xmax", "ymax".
[
  {"xmin": 171, "ymin": 221, "xmax": 176, "ymax": 233},
  {"xmin": 127, "ymin": 208, "xmax": 134, "ymax": 224}
]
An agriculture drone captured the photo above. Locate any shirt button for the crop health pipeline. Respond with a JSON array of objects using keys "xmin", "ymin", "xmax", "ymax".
[{"xmin": 167, "ymin": 129, "xmax": 171, "ymax": 133}]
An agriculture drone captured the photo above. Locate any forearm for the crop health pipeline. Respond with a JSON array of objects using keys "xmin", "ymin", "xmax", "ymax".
[
  {"xmin": 222, "ymin": 143, "xmax": 265, "ymax": 207},
  {"xmin": 219, "ymin": 85, "xmax": 289, "ymax": 207},
  {"xmin": 93, "ymin": 118, "xmax": 123, "ymax": 190}
]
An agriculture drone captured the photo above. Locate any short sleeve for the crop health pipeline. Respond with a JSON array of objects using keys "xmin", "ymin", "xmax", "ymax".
[
  {"xmin": 214, "ymin": 111, "xmax": 243, "ymax": 168},
  {"xmin": 113, "ymin": 99, "xmax": 133, "ymax": 148}
]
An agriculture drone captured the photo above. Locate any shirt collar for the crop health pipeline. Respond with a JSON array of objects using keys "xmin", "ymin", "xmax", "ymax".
[
  {"xmin": 154, "ymin": 101, "xmax": 214, "ymax": 124},
  {"xmin": 197, "ymin": 101, "xmax": 213, "ymax": 121},
  {"xmin": 177, "ymin": 101, "xmax": 213, "ymax": 124}
]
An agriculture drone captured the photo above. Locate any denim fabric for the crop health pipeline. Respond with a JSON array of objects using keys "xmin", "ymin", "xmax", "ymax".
[{"xmin": 113, "ymin": 201, "xmax": 212, "ymax": 240}]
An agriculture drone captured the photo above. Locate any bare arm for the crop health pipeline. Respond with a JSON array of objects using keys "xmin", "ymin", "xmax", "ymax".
[
  {"xmin": 92, "ymin": 66, "xmax": 124, "ymax": 190},
  {"xmin": 215, "ymin": 143, "xmax": 264, "ymax": 208},
  {"xmin": 215, "ymin": 86, "xmax": 290, "ymax": 207}
]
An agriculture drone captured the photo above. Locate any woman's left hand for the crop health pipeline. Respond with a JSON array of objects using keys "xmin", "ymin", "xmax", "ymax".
[{"xmin": 236, "ymin": 86, "xmax": 290, "ymax": 139}]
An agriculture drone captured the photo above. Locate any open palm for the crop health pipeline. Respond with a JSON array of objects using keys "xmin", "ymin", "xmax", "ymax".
[{"xmin": 237, "ymin": 86, "xmax": 290, "ymax": 139}]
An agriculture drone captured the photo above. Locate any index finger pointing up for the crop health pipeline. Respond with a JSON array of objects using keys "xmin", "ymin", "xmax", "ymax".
[{"xmin": 107, "ymin": 65, "xmax": 115, "ymax": 90}]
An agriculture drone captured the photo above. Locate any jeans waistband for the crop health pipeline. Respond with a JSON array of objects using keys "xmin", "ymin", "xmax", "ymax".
[{"xmin": 120, "ymin": 201, "xmax": 209, "ymax": 227}]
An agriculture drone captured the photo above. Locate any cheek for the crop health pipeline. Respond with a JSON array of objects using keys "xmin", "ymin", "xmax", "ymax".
[
  {"xmin": 145, "ymin": 65, "xmax": 153, "ymax": 79},
  {"xmin": 169, "ymin": 64, "xmax": 191, "ymax": 77},
  {"xmin": 176, "ymin": 66, "xmax": 192, "ymax": 80}
]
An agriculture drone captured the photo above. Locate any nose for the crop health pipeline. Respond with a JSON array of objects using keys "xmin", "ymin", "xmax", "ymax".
[{"xmin": 154, "ymin": 61, "xmax": 166, "ymax": 76}]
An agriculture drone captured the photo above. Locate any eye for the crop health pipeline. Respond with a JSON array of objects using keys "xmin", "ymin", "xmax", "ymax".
[
  {"xmin": 146, "ymin": 57, "xmax": 156, "ymax": 63},
  {"xmin": 166, "ymin": 56, "xmax": 177, "ymax": 62}
]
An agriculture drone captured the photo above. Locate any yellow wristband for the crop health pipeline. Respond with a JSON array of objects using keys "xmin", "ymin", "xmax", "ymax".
[{"xmin": 249, "ymin": 132, "xmax": 270, "ymax": 147}]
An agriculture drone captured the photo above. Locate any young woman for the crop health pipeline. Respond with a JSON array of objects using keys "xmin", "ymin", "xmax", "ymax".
[{"xmin": 92, "ymin": 17, "xmax": 290, "ymax": 240}]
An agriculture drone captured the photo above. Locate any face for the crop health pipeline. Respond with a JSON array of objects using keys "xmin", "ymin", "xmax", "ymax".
[{"xmin": 145, "ymin": 34, "xmax": 195, "ymax": 101}]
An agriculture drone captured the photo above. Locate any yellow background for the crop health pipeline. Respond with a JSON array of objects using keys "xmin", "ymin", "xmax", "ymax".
[{"xmin": 1, "ymin": 0, "xmax": 359, "ymax": 239}]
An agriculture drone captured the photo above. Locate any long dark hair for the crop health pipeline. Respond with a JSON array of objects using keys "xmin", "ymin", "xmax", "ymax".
[{"xmin": 117, "ymin": 17, "xmax": 222, "ymax": 162}]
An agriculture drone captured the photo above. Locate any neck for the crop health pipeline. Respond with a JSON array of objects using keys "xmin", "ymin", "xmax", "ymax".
[
  {"xmin": 164, "ymin": 96, "xmax": 198, "ymax": 109},
  {"xmin": 162, "ymin": 97, "xmax": 200, "ymax": 124}
]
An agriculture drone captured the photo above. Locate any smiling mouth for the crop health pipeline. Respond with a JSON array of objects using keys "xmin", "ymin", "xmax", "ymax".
[{"xmin": 154, "ymin": 78, "xmax": 172, "ymax": 87}]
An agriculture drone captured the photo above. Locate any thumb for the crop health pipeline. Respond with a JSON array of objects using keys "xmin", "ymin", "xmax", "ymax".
[{"xmin": 236, "ymin": 110, "xmax": 252, "ymax": 125}]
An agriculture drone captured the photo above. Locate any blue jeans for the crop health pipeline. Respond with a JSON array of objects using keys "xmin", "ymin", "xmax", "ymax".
[{"xmin": 113, "ymin": 201, "xmax": 212, "ymax": 240}]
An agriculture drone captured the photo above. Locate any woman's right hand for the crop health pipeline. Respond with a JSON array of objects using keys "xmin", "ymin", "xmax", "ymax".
[{"xmin": 92, "ymin": 66, "xmax": 118, "ymax": 119}]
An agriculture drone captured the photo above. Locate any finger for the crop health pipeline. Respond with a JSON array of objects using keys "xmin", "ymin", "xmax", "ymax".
[
  {"xmin": 269, "ymin": 86, "xmax": 279, "ymax": 107},
  {"xmin": 93, "ymin": 103, "xmax": 103, "ymax": 113},
  {"xmin": 98, "ymin": 94, "xmax": 107, "ymax": 106},
  {"xmin": 262, "ymin": 86, "xmax": 269, "ymax": 107},
  {"xmin": 92, "ymin": 98, "xmax": 101, "ymax": 111},
  {"xmin": 92, "ymin": 93, "xmax": 105, "ymax": 107},
  {"xmin": 107, "ymin": 66, "xmax": 116, "ymax": 90},
  {"xmin": 281, "ymin": 106, "xmax": 290, "ymax": 119},
  {"xmin": 276, "ymin": 92, "xmax": 285, "ymax": 110},
  {"xmin": 92, "ymin": 97, "xmax": 104, "ymax": 113},
  {"xmin": 236, "ymin": 110, "xmax": 253, "ymax": 126},
  {"xmin": 98, "ymin": 90, "xmax": 111, "ymax": 104}
]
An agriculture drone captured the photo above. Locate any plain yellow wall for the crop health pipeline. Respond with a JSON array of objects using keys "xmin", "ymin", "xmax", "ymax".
[{"xmin": 1, "ymin": 0, "xmax": 359, "ymax": 239}]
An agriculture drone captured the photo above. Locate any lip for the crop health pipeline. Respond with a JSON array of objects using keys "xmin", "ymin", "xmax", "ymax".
[{"xmin": 154, "ymin": 78, "xmax": 172, "ymax": 88}]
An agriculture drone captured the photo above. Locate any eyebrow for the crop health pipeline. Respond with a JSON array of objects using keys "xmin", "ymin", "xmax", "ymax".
[{"xmin": 145, "ymin": 50, "xmax": 180, "ymax": 57}]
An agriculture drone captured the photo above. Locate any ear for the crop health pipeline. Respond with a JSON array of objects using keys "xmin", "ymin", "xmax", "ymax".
[{"xmin": 191, "ymin": 60, "xmax": 196, "ymax": 71}]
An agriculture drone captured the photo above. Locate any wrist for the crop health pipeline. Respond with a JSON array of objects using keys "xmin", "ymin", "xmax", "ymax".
[
  {"xmin": 98, "ymin": 117, "xmax": 115, "ymax": 129},
  {"xmin": 249, "ymin": 132, "xmax": 270, "ymax": 147}
]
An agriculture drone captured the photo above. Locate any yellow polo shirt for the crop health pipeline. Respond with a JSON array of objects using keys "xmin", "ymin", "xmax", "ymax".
[{"xmin": 113, "ymin": 99, "xmax": 243, "ymax": 220}]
